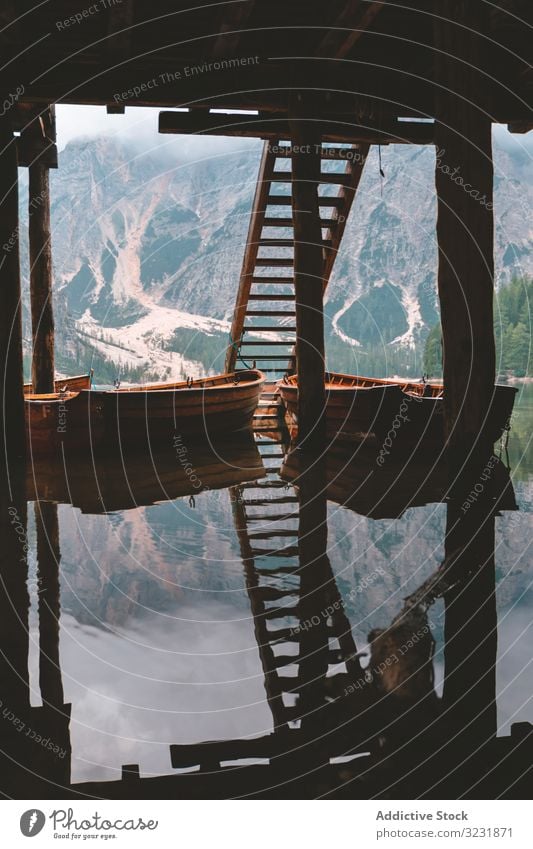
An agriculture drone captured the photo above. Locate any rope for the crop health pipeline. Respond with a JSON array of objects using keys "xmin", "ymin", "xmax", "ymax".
[{"xmin": 228, "ymin": 332, "xmax": 254, "ymax": 370}]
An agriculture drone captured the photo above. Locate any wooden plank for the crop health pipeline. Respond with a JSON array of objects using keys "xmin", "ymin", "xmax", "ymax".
[
  {"xmin": 257, "ymin": 237, "xmax": 294, "ymax": 246},
  {"xmin": 434, "ymin": 3, "xmax": 495, "ymax": 458},
  {"xmin": 247, "ymin": 294, "xmax": 295, "ymax": 301},
  {"xmin": 243, "ymin": 321, "xmax": 296, "ymax": 326},
  {"xmin": 251, "ymin": 276, "xmax": 294, "ymax": 283},
  {"xmin": 316, "ymin": 1, "xmax": 386, "ymax": 59},
  {"xmin": 245, "ymin": 310, "xmax": 296, "ymax": 316},
  {"xmin": 434, "ymin": 0, "xmax": 497, "ymax": 748},
  {"xmin": 254, "ymin": 258, "xmax": 293, "ymax": 267},
  {"xmin": 35, "ymin": 501, "xmax": 63, "ymax": 706},
  {"xmin": 267, "ymin": 195, "xmax": 342, "ymax": 207},
  {"xmin": 29, "ymin": 159, "xmax": 55, "ymax": 393},
  {"xmin": 0, "ymin": 119, "xmax": 25, "ymax": 460},
  {"xmin": 159, "ymin": 111, "xmax": 434, "ymax": 144},
  {"xmin": 240, "ymin": 340, "xmax": 296, "ymax": 346},
  {"xmin": 211, "ymin": 0, "xmax": 256, "ymax": 59}
]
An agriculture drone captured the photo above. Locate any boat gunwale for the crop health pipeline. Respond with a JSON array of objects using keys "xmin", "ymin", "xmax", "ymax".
[
  {"xmin": 25, "ymin": 391, "xmax": 82, "ymax": 403},
  {"xmin": 89, "ymin": 368, "xmax": 266, "ymax": 395},
  {"xmin": 279, "ymin": 371, "xmax": 516, "ymax": 398},
  {"xmin": 23, "ymin": 371, "xmax": 92, "ymax": 394}
]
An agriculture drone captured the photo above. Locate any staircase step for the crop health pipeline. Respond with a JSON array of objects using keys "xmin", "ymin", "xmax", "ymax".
[
  {"xmin": 267, "ymin": 628, "xmax": 300, "ymax": 642},
  {"xmin": 250, "ymin": 586, "xmax": 298, "ymax": 601},
  {"xmin": 271, "ymin": 170, "xmax": 348, "ymax": 187},
  {"xmin": 262, "ymin": 217, "xmax": 294, "ymax": 227},
  {"xmin": 319, "ymin": 173, "xmax": 350, "ymax": 185},
  {"xmin": 267, "ymin": 195, "xmax": 342, "ymax": 207},
  {"xmin": 255, "ymin": 258, "xmax": 294, "ymax": 267},
  {"xmin": 245, "ymin": 310, "xmax": 296, "ymax": 316},
  {"xmin": 258, "ymin": 238, "xmax": 295, "ymax": 247},
  {"xmin": 272, "ymin": 650, "xmax": 343, "ymax": 667},
  {"xmin": 255, "ymin": 565, "xmax": 300, "ymax": 576},
  {"xmin": 240, "ymin": 340, "xmax": 295, "ymax": 347},
  {"xmin": 266, "ymin": 195, "xmax": 294, "ymax": 206},
  {"xmin": 271, "ymin": 172, "xmax": 295, "ymax": 182},
  {"xmin": 264, "ymin": 605, "xmax": 299, "ymax": 619},
  {"xmin": 248, "ymin": 295, "xmax": 296, "ymax": 302},
  {"xmin": 252, "ymin": 546, "xmax": 299, "ymax": 558},
  {"xmin": 244, "ymin": 324, "xmax": 296, "ymax": 332},
  {"xmin": 249, "ymin": 530, "xmax": 298, "ymax": 539},
  {"xmin": 245, "ymin": 512, "xmax": 298, "ymax": 521},
  {"xmin": 263, "ymin": 217, "xmax": 337, "ymax": 228},
  {"xmin": 251, "ymin": 276, "xmax": 294, "ymax": 284}
]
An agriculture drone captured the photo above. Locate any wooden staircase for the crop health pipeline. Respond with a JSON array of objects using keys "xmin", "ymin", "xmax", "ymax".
[
  {"xmin": 225, "ymin": 140, "xmax": 369, "ymax": 381},
  {"xmin": 230, "ymin": 431, "xmax": 362, "ymax": 733}
]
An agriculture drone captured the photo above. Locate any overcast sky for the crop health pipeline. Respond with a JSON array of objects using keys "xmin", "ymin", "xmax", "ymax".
[{"xmin": 55, "ymin": 104, "xmax": 259, "ymax": 158}]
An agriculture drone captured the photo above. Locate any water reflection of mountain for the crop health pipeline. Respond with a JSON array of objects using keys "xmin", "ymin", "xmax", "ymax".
[
  {"xmin": 57, "ymin": 494, "xmax": 251, "ymax": 628},
  {"xmin": 2, "ymin": 419, "xmax": 531, "ymax": 796}
]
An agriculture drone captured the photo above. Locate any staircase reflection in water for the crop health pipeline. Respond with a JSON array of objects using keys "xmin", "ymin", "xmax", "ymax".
[{"xmin": 0, "ymin": 418, "xmax": 531, "ymax": 798}]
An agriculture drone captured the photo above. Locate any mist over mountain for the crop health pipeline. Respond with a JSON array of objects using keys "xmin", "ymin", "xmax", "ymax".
[{"xmin": 18, "ymin": 133, "xmax": 533, "ymax": 381}]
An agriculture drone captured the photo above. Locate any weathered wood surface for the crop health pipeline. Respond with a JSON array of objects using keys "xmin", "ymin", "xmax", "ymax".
[
  {"xmin": 434, "ymin": 2, "xmax": 496, "ymax": 462},
  {"xmin": 29, "ymin": 161, "xmax": 55, "ymax": 394},
  {"xmin": 0, "ymin": 119, "xmax": 25, "ymax": 460}
]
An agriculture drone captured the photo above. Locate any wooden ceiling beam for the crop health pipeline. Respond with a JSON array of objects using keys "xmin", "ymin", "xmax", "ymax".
[
  {"xmin": 316, "ymin": 0, "xmax": 386, "ymax": 59},
  {"xmin": 159, "ymin": 110, "xmax": 434, "ymax": 144},
  {"xmin": 211, "ymin": 0, "xmax": 256, "ymax": 59}
]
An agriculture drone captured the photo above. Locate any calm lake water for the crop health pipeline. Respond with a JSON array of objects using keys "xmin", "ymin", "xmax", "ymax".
[{"xmin": 7, "ymin": 385, "xmax": 533, "ymax": 790}]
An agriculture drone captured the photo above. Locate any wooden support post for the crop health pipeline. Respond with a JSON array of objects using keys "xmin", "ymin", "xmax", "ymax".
[
  {"xmin": 434, "ymin": 4, "xmax": 498, "ymax": 747},
  {"xmin": 434, "ymin": 3, "xmax": 495, "ymax": 470},
  {"xmin": 296, "ymin": 453, "xmax": 331, "ymax": 754},
  {"xmin": 29, "ymin": 159, "xmax": 55, "ymax": 394},
  {"xmin": 35, "ymin": 501, "xmax": 64, "ymax": 708},
  {"xmin": 289, "ymin": 97, "xmax": 326, "ymax": 450},
  {"xmin": 442, "ymin": 503, "xmax": 497, "ymax": 749},
  {"xmin": 0, "ymin": 118, "xmax": 25, "ymax": 460}
]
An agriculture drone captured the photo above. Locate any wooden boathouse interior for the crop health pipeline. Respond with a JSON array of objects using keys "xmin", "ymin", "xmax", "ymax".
[{"xmin": 0, "ymin": 1, "xmax": 531, "ymax": 799}]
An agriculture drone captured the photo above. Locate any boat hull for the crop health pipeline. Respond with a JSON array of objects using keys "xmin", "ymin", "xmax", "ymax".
[
  {"xmin": 399, "ymin": 385, "xmax": 517, "ymax": 448},
  {"xmin": 278, "ymin": 373, "xmax": 517, "ymax": 449},
  {"xmin": 25, "ymin": 369, "xmax": 265, "ymax": 453},
  {"xmin": 25, "ymin": 391, "xmax": 105, "ymax": 453},
  {"xmin": 95, "ymin": 369, "xmax": 265, "ymax": 448},
  {"xmin": 278, "ymin": 374, "xmax": 405, "ymax": 443}
]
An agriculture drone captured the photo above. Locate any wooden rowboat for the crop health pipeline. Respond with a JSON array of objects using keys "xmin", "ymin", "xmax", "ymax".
[
  {"xmin": 277, "ymin": 371, "xmax": 405, "ymax": 443},
  {"xmin": 398, "ymin": 378, "xmax": 517, "ymax": 447},
  {"xmin": 278, "ymin": 372, "xmax": 517, "ymax": 448},
  {"xmin": 25, "ymin": 369, "xmax": 265, "ymax": 452},
  {"xmin": 92, "ymin": 368, "xmax": 265, "ymax": 447},
  {"xmin": 23, "ymin": 371, "xmax": 92, "ymax": 395}
]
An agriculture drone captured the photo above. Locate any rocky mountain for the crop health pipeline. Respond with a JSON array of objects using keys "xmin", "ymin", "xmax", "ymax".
[{"xmin": 18, "ymin": 134, "xmax": 533, "ymax": 381}]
